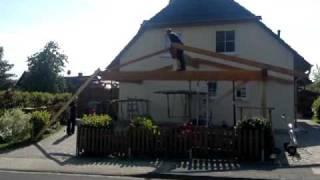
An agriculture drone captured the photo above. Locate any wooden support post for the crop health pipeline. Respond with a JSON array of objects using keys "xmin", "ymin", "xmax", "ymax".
[
  {"xmin": 240, "ymin": 107, "xmax": 244, "ymax": 122},
  {"xmin": 261, "ymin": 69, "xmax": 268, "ymax": 118},
  {"xmin": 233, "ymin": 81, "xmax": 237, "ymax": 126}
]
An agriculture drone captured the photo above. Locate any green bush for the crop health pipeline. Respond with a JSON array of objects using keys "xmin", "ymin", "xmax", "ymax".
[
  {"xmin": 312, "ymin": 97, "xmax": 320, "ymax": 121},
  {"xmin": 0, "ymin": 109, "xmax": 31, "ymax": 143},
  {"xmin": 131, "ymin": 115, "xmax": 157, "ymax": 131},
  {"xmin": 31, "ymin": 111, "xmax": 51, "ymax": 137},
  {"xmin": 236, "ymin": 117, "xmax": 271, "ymax": 130},
  {"xmin": 82, "ymin": 114, "xmax": 112, "ymax": 128},
  {"xmin": 0, "ymin": 91, "xmax": 71, "ymax": 109}
]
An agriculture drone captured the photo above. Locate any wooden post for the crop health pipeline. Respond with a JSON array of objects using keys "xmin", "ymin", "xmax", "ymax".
[
  {"xmin": 240, "ymin": 107, "xmax": 243, "ymax": 122},
  {"xmin": 233, "ymin": 81, "xmax": 236, "ymax": 126},
  {"xmin": 261, "ymin": 69, "xmax": 268, "ymax": 118},
  {"xmin": 261, "ymin": 128, "xmax": 265, "ymax": 162}
]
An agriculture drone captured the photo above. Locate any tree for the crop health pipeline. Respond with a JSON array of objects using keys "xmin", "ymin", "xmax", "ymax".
[
  {"xmin": 20, "ymin": 41, "xmax": 68, "ymax": 93},
  {"xmin": 308, "ymin": 65, "xmax": 320, "ymax": 92},
  {"xmin": 0, "ymin": 47, "xmax": 14, "ymax": 90}
]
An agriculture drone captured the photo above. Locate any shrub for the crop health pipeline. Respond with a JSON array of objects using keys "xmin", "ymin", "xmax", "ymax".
[
  {"xmin": 131, "ymin": 115, "xmax": 157, "ymax": 131},
  {"xmin": 31, "ymin": 111, "xmax": 51, "ymax": 137},
  {"xmin": 236, "ymin": 117, "xmax": 271, "ymax": 130},
  {"xmin": 236, "ymin": 117, "xmax": 273, "ymax": 158},
  {"xmin": 312, "ymin": 97, "xmax": 320, "ymax": 121},
  {"xmin": 82, "ymin": 114, "xmax": 112, "ymax": 128},
  {"xmin": 0, "ymin": 109, "xmax": 31, "ymax": 143}
]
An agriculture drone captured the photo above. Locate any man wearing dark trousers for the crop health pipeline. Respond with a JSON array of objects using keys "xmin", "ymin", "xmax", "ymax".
[
  {"xmin": 166, "ymin": 29, "xmax": 186, "ymax": 71},
  {"xmin": 67, "ymin": 101, "xmax": 77, "ymax": 136}
]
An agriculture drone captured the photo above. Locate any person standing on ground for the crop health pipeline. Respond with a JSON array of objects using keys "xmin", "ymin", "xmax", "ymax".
[
  {"xmin": 67, "ymin": 101, "xmax": 77, "ymax": 136},
  {"xmin": 166, "ymin": 29, "xmax": 186, "ymax": 71}
]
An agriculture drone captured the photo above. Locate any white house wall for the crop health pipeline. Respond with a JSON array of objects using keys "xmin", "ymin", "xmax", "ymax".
[{"xmin": 117, "ymin": 21, "xmax": 295, "ymax": 130}]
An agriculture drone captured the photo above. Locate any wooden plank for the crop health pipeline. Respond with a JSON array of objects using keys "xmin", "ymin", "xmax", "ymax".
[
  {"xmin": 101, "ymin": 70, "xmax": 264, "ymax": 81},
  {"xmin": 193, "ymin": 57, "xmax": 293, "ymax": 84},
  {"xmin": 191, "ymin": 58, "xmax": 242, "ymax": 70},
  {"xmin": 261, "ymin": 69, "xmax": 268, "ymax": 118},
  {"xmin": 173, "ymin": 43, "xmax": 306, "ymax": 77},
  {"xmin": 108, "ymin": 48, "xmax": 169, "ymax": 71}
]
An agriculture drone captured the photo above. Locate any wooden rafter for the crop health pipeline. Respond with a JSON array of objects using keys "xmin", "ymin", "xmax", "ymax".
[
  {"xmin": 191, "ymin": 58, "xmax": 242, "ymax": 70},
  {"xmin": 191, "ymin": 57, "xmax": 293, "ymax": 84},
  {"xmin": 108, "ymin": 48, "xmax": 169, "ymax": 71},
  {"xmin": 173, "ymin": 43, "xmax": 306, "ymax": 77},
  {"xmin": 101, "ymin": 70, "xmax": 265, "ymax": 81}
]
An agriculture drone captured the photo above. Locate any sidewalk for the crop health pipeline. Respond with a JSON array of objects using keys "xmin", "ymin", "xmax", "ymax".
[{"xmin": 0, "ymin": 125, "xmax": 319, "ymax": 179}]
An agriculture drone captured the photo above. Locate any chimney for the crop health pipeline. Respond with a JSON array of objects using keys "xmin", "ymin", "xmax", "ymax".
[
  {"xmin": 277, "ymin": 30, "xmax": 281, "ymax": 38},
  {"xmin": 78, "ymin": 72, "xmax": 83, "ymax": 77}
]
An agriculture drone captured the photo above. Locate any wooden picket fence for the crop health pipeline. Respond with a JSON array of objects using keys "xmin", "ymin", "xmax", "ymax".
[{"xmin": 76, "ymin": 126, "xmax": 267, "ymax": 161}]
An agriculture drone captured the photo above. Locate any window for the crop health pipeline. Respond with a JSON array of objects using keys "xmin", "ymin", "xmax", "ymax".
[
  {"xmin": 236, "ymin": 85, "xmax": 247, "ymax": 99},
  {"xmin": 216, "ymin": 31, "xmax": 235, "ymax": 53},
  {"xmin": 207, "ymin": 82, "xmax": 217, "ymax": 97}
]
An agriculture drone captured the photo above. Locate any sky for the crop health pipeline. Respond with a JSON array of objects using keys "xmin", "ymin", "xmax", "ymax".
[{"xmin": 0, "ymin": 0, "xmax": 319, "ymax": 79}]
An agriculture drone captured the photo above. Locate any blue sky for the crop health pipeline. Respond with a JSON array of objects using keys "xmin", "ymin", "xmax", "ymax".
[{"xmin": 0, "ymin": 0, "xmax": 319, "ymax": 78}]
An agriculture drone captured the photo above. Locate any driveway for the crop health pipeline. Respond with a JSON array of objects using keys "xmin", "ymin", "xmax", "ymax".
[{"xmin": 282, "ymin": 120, "xmax": 320, "ymax": 174}]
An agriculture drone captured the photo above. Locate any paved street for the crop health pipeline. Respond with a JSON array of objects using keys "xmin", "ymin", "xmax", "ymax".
[{"xmin": 0, "ymin": 171, "xmax": 152, "ymax": 180}]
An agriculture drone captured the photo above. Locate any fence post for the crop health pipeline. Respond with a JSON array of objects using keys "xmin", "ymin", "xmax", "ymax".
[
  {"xmin": 76, "ymin": 126, "xmax": 80, "ymax": 156},
  {"xmin": 189, "ymin": 149, "xmax": 193, "ymax": 161},
  {"xmin": 261, "ymin": 128, "xmax": 265, "ymax": 162}
]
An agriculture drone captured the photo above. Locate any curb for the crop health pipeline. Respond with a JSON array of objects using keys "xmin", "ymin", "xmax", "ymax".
[{"xmin": 0, "ymin": 168, "xmax": 272, "ymax": 180}]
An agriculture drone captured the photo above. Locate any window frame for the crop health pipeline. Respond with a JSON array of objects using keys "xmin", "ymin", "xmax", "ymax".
[
  {"xmin": 216, "ymin": 30, "xmax": 236, "ymax": 53},
  {"xmin": 207, "ymin": 81, "xmax": 218, "ymax": 98},
  {"xmin": 235, "ymin": 84, "xmax": 247, "ymax": 100}
]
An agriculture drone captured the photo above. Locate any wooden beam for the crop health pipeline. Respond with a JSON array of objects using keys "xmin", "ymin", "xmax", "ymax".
[
  {"xmin": 261, "ymin": 69, "xmax": 268, "ymax": 118},
  {"xmin": 153, "ymin": 65, "xmax": 173, "ymax": 72},
  {"xmin": 101, "ymin": 70, "xmax": 264, "ymax": 81},
  {"xmin": 191, "ymin": 58, "xmax": 242, "ymax": 70},
  {"xmin": 108, "ymin": 48, "xmax": 169, "ymax": 71},
  {"xmin": 192, "ymin": 57, "xmax": 293, "ymax": 84},
  {"xmin": 173, "ymin": 43, "xmax": 306, "ymax": 77}
]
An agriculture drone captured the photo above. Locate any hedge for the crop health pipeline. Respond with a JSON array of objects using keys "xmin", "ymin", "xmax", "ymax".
[
  {"xmin": 0, "ymin": 91, "xmax": 71, "ymax": 109},
  {"xmin": 312, "ymin": 97, "xmax": 320, "ymax": 121}
]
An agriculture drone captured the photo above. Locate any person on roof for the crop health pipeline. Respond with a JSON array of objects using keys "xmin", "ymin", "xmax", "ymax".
[{"xmin": 166, "ymin": 29, "xmax": 186, "ymax": 71}]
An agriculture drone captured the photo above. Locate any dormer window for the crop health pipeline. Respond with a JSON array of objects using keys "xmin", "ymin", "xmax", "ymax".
[{"xmin": 216, "ymin": 31, "xmax": 235, "ymax": 53}]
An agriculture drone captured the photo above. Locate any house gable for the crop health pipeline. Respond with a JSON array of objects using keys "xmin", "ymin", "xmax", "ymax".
[{"xmin": 107, "ymin": 0, "xmax": 311, "ymax": 74}]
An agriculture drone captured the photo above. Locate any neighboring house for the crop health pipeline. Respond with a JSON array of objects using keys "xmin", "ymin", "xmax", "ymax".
[{"xmin": 107, "ymin": 0, "xmax": 311, "ymax": 130}]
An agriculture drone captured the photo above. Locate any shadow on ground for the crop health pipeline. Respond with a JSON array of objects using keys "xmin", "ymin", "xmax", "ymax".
[{"xmin": 295, "ymin": 120, "xmax": 320, "ymax": 148}]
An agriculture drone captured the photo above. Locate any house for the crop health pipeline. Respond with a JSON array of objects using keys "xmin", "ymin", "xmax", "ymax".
[{"xmin": 106, "ymin": 0, "xmax": 311, "ymax": 130}]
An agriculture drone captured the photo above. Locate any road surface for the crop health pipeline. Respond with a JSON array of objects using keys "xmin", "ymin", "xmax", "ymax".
[{"xmin": 0, "ymin": 171, "xmax": 156, "ymax": 180}]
